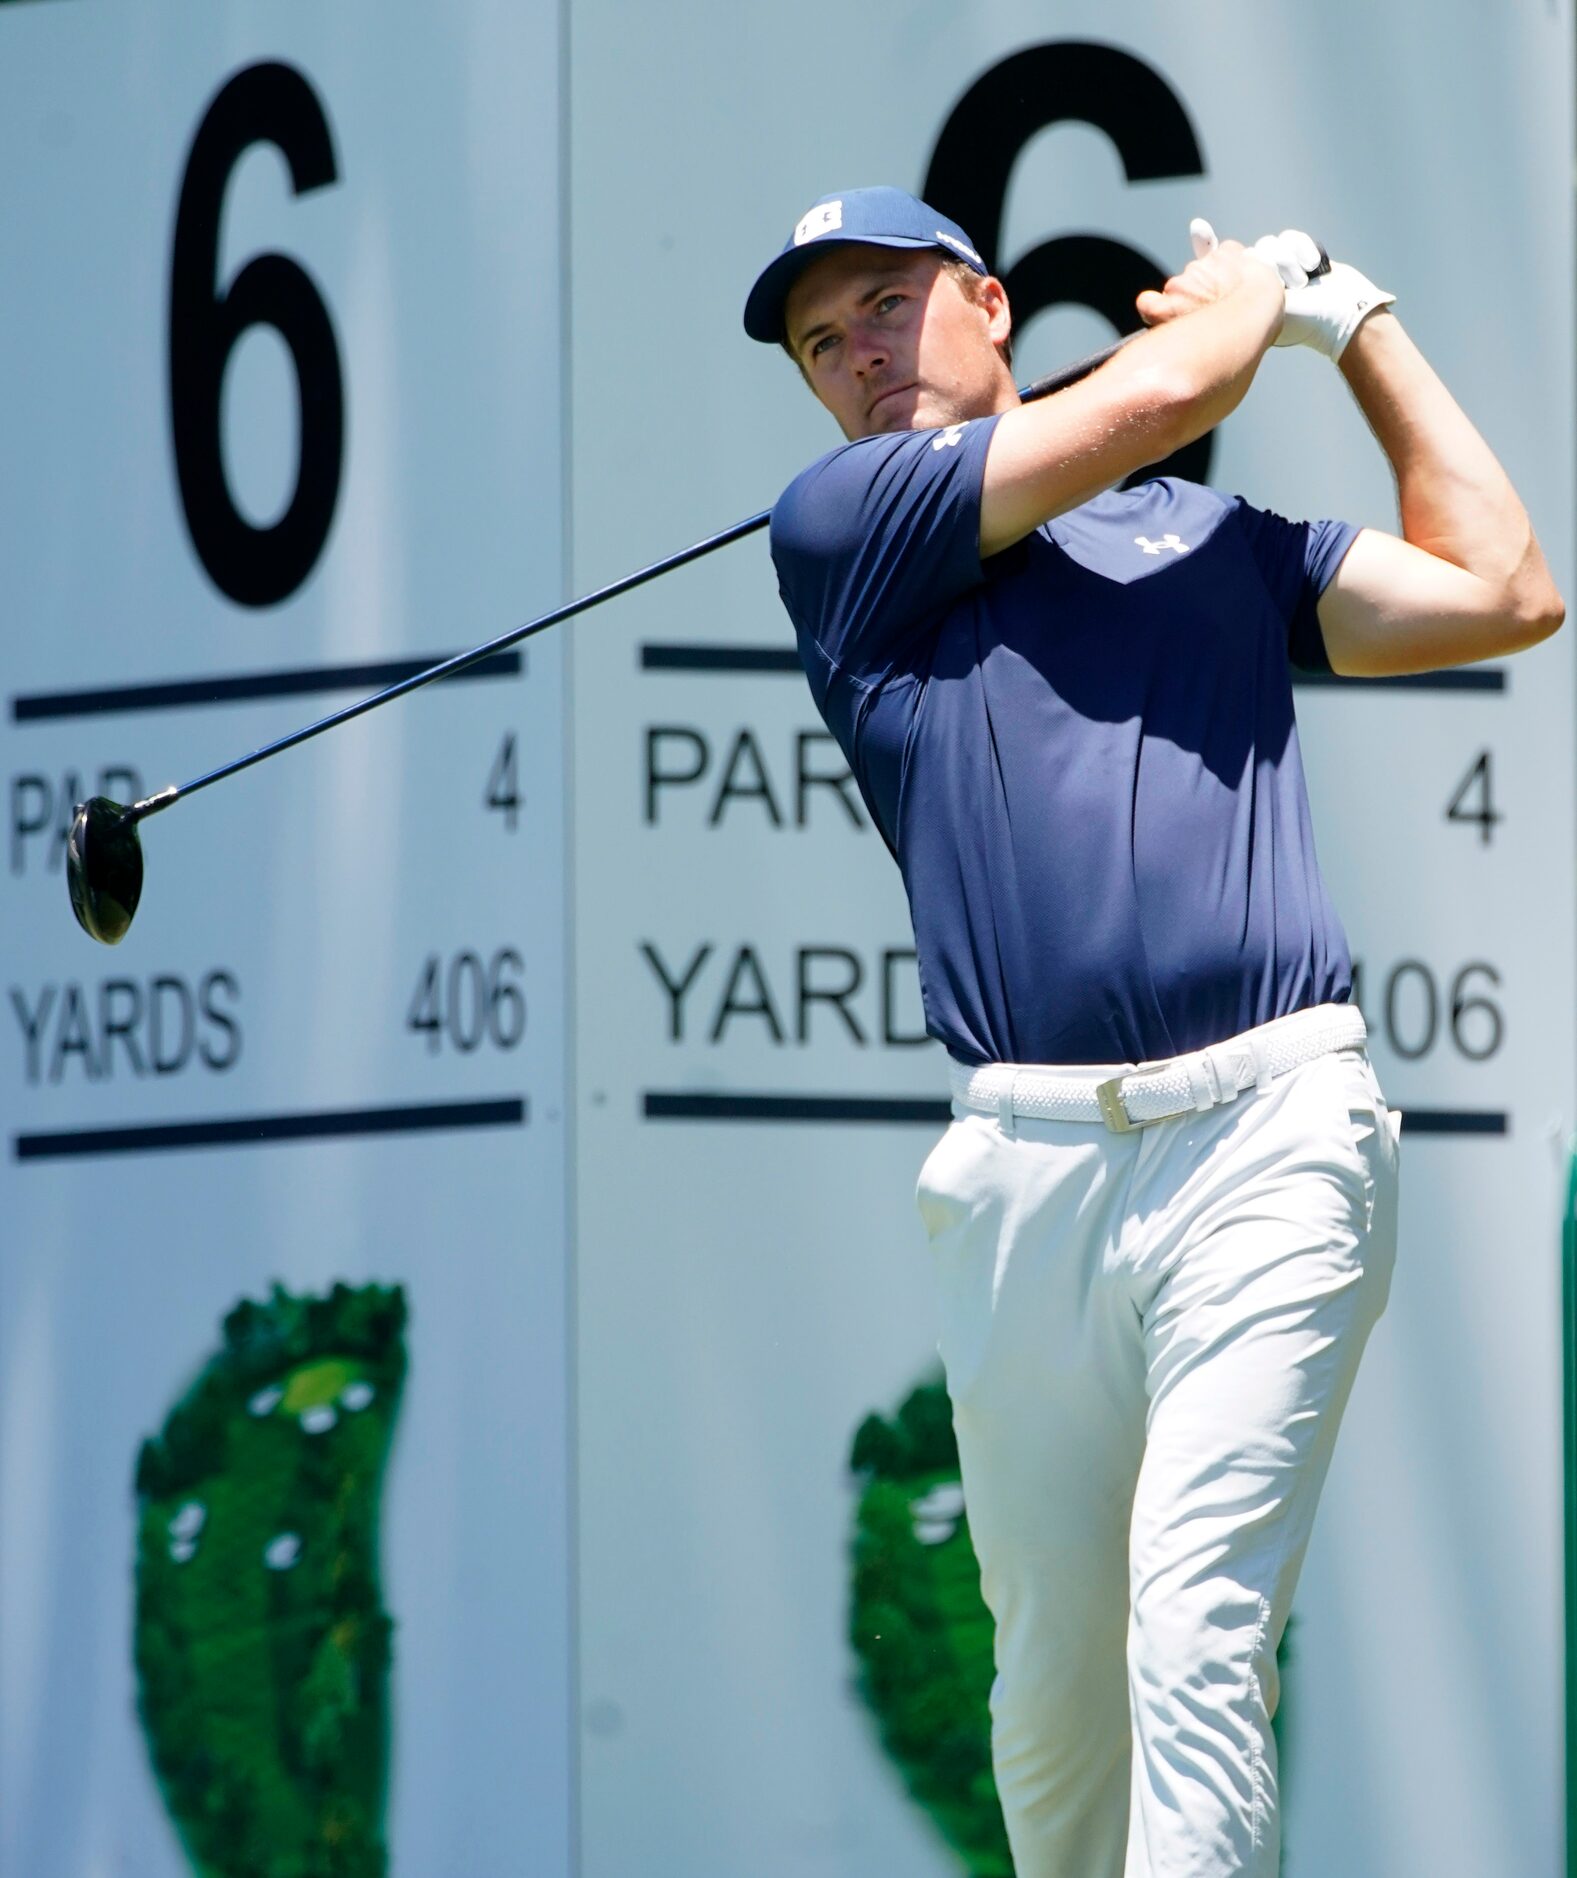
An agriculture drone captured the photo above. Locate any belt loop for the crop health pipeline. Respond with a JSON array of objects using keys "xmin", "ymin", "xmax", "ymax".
[
  {"xmin": 997, "ymin": 1073, "xmax": 1017, "ymax": 1137},
  {"xmin": 1186, "ymin": 1055, "xmax": 1216, "ymax": 1113},
  {"xmin": 1250, "ymin": 1034, "xmax": 1273, "ymax": 1092}
]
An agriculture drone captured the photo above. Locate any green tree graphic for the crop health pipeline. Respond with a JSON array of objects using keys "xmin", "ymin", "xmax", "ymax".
[{"xmin": 133, "ymin": 1282, "xmax": 406, "ymax": 1878}]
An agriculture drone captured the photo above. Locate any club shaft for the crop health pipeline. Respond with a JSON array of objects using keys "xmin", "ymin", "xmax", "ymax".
[
  {"xmin": 128, "ymin": 336, "xmax": 1132, "ymax": 826},
  {"xmin": 1018, "ymin": 336, "xmax": 1130, "ymax": 403},
  {"xmin": 133, "ymin": 509, "xmax": 772, "ymax": 820}
]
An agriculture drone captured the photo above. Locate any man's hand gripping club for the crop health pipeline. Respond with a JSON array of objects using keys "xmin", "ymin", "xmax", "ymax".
[{"xmin": 1182, "ymin": 219, "xmax": 1396, "ymax": 360}]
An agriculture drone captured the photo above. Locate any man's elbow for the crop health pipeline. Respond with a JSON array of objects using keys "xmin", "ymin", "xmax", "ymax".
[
  {"xmin": 1506, "ymin": 572, "xmax": 1565, "ymax": 650},
  {"xmin": 1483, "ymin": 531, "xmax": 1565, "ymax": 651}
]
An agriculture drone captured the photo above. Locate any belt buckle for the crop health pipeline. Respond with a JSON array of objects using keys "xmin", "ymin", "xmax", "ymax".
[{"xmin": 1095, "ymin": 1076, "xmax": 1136, "ymax": 1134}]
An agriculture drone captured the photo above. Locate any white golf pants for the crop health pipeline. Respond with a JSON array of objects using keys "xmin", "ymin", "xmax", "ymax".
[{"xmin": 915, "ymin": 1021, "xmax": 1401, "ymax": 1877}]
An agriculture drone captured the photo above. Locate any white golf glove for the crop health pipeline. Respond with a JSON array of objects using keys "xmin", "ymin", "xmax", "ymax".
[
  {"xmin": 1264, "ymin": 227, "xmax": 1395, "ymax": 358},
  {"xmin": 1190, "ymin": 218, "xmax": 1395, "ymax": 360}
]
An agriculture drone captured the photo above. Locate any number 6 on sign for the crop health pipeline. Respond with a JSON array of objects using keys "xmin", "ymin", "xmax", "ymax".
[{"xmin": 169, "ymin": 62, "xmax": 345, "ymax": 609}]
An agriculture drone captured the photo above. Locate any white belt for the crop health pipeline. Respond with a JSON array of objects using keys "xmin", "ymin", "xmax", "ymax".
[{"xmin": 948, "ymin": 1004, "xmax": 1368, "ymax": 1135}]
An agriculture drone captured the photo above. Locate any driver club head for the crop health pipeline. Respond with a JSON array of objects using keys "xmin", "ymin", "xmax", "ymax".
[{"xmin": 67, "ymin": 796, "xmax": 145, "ymax": 944}]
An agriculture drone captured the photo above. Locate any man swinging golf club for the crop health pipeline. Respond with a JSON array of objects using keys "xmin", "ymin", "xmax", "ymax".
[{"xmin": 744, "ymin": 187, "xmax": 1563, "ymax": 1875}]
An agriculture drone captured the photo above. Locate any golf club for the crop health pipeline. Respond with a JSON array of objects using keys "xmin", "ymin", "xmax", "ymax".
[{"xmin": 67, "ymin": 337, "xmax": 1135, "ymax": 944}]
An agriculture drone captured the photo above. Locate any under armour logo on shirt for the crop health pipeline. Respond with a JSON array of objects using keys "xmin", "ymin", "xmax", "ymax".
[
  {"xmin": 1134, "ymin": 533, "xmax": 1189, "ymax": 555},
  {"xmin": 932, "ymin": 424, "xmax": 967, "ymax": 451}
]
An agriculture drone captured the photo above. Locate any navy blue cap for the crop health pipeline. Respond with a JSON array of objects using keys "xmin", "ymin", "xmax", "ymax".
[{"xmin": 743, "ymin": 186, "xmax": 988, "ymax": 344}]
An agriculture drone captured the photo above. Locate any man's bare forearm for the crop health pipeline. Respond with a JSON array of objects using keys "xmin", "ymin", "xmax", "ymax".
[
  {"xmin": 981, "ymin": 258, "xmax": 1283, "ymax": 556},
  {"xmin": 1338, "ymin": 312, "xmax": 1560, "ymax": 622}
]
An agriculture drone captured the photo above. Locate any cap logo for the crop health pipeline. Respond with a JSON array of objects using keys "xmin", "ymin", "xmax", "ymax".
[
  {"xmin": 934, "ymin": 229, "xmax": 984, "ymax": 268},
  {"xmin": 794, "ymin": 200, "xmax": 844, "ymax": 246}
]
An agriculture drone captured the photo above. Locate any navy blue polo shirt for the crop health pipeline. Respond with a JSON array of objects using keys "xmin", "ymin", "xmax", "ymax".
[{"xmin": 770, "ymin": 413, "xmax": 1360, "ymax": 1067}]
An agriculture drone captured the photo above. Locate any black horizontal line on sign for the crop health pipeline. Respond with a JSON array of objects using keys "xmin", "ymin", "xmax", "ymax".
[
  {"xmin": 639, "ymin": 643, "xmax": 1505, "ymax": 691},
  {"xmin": 13, "ymin": 1096, "xmax": 527, "ymax": 1161},
  {"xmin": 643, "ymin": 1092, "xmax": 1505, "ymax": 1134},
  {"xmin": 641, "ymin": 644, "xmax": 801, "ymax": 675},
  {"xmin": 645, "ymin": 1091, "xmax": 951, "ymax": 1124},
  {"xmin": 11, "ymin": 651, "xmax": 523, "ymax": 723},
  {"xmin": 1292, "ymin": 667, "xmax": 1504, "ymax": 693},
  {"xmin": 1397, "ymin": 1108, "xmax": 1506, "ymax": 1135}
]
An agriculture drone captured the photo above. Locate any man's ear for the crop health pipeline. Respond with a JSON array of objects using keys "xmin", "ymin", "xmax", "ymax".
[{"xmin": 983, "ymin": 275, "xmax": 1012, "ymax": 355}]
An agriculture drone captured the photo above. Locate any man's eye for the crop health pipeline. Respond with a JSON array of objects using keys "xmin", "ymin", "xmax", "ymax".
[
  {"xmin": 875, "ymin": 294, "xmax": 903, "ymax": 315},
  {"xmin": 810, "ymin": 334, "xmax": 838, "ymax": 359}
]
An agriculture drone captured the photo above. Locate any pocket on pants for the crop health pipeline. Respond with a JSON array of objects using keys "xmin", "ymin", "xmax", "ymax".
[
  {"xmin": 1335, "ymin": 1052, "xmax": 1402, "ymax": 1286},
  {"xmin": 914, "ymin": 1115, "xmax": 987, "ymax": 1243}
]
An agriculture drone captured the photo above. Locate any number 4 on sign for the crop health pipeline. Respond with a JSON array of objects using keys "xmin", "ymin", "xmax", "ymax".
[
  {"xmin": 486, "ymin": 733, "xmax": 521, "ymax": 830},
  {"xmin": 1445, "ymin": 751, "xmax": 1502, "ymax": 845}
]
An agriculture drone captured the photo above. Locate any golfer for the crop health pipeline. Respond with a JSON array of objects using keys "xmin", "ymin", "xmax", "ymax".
[{"xmin": 744, "ymin": 188, "xmax": 1563, "ymax": 1876}]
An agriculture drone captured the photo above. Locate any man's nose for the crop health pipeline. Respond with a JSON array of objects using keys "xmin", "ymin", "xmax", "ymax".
[{"xmin": 849, "ymin": 324, "xmax": 889, "ymax": 375}]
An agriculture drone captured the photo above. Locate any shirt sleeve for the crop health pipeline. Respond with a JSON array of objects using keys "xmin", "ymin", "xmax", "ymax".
[
  {"xmin": 770, "ymin": 415, "xmax": 1001, "ymax": 683},
  {"xmin": 1233, "ymin": 499, "xmax": 1361, "ymax": 674}
]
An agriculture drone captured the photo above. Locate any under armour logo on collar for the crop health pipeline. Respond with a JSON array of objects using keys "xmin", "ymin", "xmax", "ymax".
[
  {"xmin": 1134, "ymin": 533, "xmax": 1189, "ymax": 555},
  {"xmin": 932, "ymin": 423, "xmax": 967, "ymax": 451}
]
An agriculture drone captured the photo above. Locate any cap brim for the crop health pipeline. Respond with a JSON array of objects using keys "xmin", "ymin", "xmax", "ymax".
[{"xmin": 743, "ymin": 235, "xmax": 940, "ymax": 345}]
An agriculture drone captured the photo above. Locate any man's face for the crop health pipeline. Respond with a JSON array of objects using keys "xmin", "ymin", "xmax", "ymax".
[{"xmin": 784, "ymin": 245, "xmax": 1015, "ymax": 441}]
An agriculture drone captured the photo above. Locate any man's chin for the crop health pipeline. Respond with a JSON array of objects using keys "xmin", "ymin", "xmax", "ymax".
[{"xmin": 857, "ymin": 390, "xmax": 929, "ymax": 438}]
